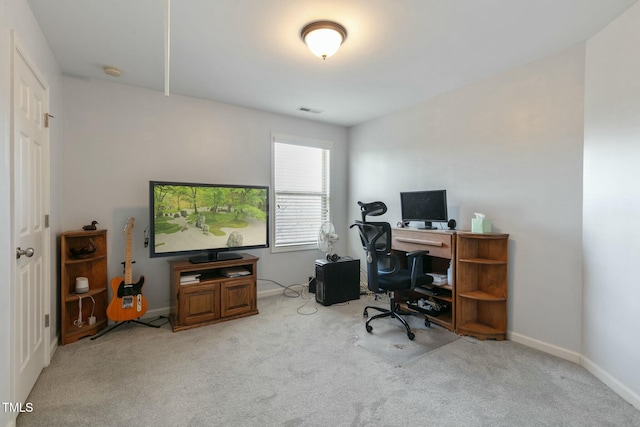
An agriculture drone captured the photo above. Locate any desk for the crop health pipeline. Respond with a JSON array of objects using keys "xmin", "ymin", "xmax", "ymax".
[
  {"xmin": 391, "ymin": 228, "xmax": 456, "ymax": 331},
  {"xmin": 391, "ymin": 228, "xmax": 510, "ymax": 339}
]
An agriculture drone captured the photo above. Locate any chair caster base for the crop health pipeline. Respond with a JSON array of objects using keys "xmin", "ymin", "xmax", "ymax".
[{"xmin": 362, "ymin": 300, "xmax": 417, "ymax": 340}]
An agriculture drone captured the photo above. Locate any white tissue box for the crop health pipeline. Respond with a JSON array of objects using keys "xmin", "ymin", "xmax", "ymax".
[{"xmin": 471, "ymin": 218, "xmax": 491, "ymax": 233}]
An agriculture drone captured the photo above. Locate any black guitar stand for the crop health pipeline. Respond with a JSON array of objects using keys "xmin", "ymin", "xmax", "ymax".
[
  {"xmin": 91, "ymin": 259, "xmax": 165, "ymax": 340},
  {"xmin": 90, "ymin": 316, "xmax": 164, "ymax": 340}
]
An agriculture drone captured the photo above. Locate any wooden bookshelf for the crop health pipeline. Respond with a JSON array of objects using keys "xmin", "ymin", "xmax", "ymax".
[
  {"xmin": 60, "ymin": 230, "xmax": 108, "ymax": 344},
  {"xmin": 455, "ymin": 232, "xmax": 509, "ymax": 340}
]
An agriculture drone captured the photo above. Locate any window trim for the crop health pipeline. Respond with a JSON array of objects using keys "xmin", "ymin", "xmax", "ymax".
[{"xmin": 271, "ymin": 133, "xmax": 332, "ymax": 253}]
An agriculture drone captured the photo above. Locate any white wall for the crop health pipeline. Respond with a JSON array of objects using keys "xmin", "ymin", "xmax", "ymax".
[
  {"xmin": 583, "ymin": 0, "xmax": 640, "ymax": 406},
  {"xmin": 62, "ymin": 77, "xmax": 349, "ymax": 315},
  {"xmin": 348, "ymin": 45, "xmax": 586, "ymax": 357},
  {"xmin": 1, "ymin": 0, "xmax": 63, "ymax": 424}
]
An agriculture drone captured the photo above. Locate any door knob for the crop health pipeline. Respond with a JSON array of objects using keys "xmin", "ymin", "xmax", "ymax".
[{"xmin": 16, "ymin": 247, "xmax": 34, "ymax": 259}]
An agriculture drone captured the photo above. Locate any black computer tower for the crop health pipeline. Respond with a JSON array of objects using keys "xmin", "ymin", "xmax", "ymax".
[{"xmin": 315, "ymin": 258, "xmax": 360, "ymax": 306}]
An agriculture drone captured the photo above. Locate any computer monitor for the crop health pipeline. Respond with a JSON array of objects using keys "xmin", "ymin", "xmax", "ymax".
[{"xmin": 400, "ymin": 190, "xmax": 448, "ymax": 229}]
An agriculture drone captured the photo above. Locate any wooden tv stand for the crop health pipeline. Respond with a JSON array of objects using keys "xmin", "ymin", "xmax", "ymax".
[{"xmin": 168, "ymin": 253, "xmax": 259, "ymax": 332}]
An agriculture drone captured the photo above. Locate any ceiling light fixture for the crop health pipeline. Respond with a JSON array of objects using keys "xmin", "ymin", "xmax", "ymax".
[
  {"xmin": 103, "ymin": 66, "xmax": 122, "ymax": 77},
  {"xmin": 301, "ymin": 20, "xmax": 347, "ymax": 60}
]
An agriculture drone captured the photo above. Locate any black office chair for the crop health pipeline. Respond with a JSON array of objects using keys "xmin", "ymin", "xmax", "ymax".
[{"xmin": 350, "ymin": 201, "xmax": 432, "ymax": 340}]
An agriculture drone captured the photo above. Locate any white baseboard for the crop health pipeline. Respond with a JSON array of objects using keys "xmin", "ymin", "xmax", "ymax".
[
  {"xmin": 49, "ymin": 336, "xmax": 58, "ymax": 362},
  {"xmin": 509, "ymin": 331, "xmax": 581, "ymax": 363},
  {"xmin": 510, "ymin": 331, "xmax": 640, "ymax": 410},
  {"xmin": 142, "ymin": 307, "xmax": 170, "ymax": 319},
  {"xmin": 581, "ymin": 355, "xmax": 640, "ymax": 410},
  {"xmin": 258, "ymin": 282, "xmax": 310, "ymax": 299},
  {"xmin": 107, "ymin": 291, "xmax": 291, "ymax": 324},
  {"xmin": 507, "ymin": 332, "xmax": 581, "ymax": 364},
  {"xmin": 258, "ymin": 288, "xmax": 284, "ymax": 298},
  {"xmin": 140, "ymin": 283, "xmax": 306, "ymax": 319},
  {"xmin": 133, "ymin": 293, "xmax": 300, "ymax": 318},
  {"xmin": 99, "ymin": 307, "xmax": 171, "ymax": 326}
]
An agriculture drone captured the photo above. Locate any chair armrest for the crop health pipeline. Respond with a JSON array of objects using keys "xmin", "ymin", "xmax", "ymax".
[
  {"xmin": 406, "ymin": 250, "xmax": 429, "ymax": 259},
  {"xmin": 407, "ymin": 250, "xmax": 430, "ymax": 289}
]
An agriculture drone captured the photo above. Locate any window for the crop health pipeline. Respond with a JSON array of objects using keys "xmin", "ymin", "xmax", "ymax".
[{"xmin": 272, "ymin": 134, "xmax": 331, "ymax": 251}]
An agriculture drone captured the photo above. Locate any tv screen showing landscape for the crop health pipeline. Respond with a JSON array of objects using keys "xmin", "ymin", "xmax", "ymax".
[{"xmin": 149, "ymin": 181, "xmax": 269, "ymax": 258}]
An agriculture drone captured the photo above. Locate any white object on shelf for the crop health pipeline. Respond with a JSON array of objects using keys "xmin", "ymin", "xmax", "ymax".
[
  {"xmin": 220, "ymin": 267, "xmax": 250, "ymax": 278},
  {"xmin": 429, "ymin": 273, "xmax": 447, "ymax": 285},
  {"xmin": 180, "ymin": 274, "xmax": 201, "ymax": 283},
  {"xmin": 75, "ymin": 276, "xmax": 89, "ymax": 294}
]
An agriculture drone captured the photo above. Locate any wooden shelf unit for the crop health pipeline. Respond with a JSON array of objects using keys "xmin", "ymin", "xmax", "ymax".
[
  {"xmin": 392, "ymin": 228, "xmax": 457, "ymax": 332},
  {"xmin": 455, "ymin": 232, "xmax": 509, "ymax": 340},
  {"xmin": 168, "ymin": 254, "xmax": 259, "ymax": 332},
  {"xmin": 60, "ymin": 229, "xmax": 108, "ymax": 345}
]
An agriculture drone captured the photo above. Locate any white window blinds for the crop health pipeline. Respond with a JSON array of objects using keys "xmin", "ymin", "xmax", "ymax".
[{"xmin": 273, "ymin": 136, "xmax": 331, "ymax": 249}]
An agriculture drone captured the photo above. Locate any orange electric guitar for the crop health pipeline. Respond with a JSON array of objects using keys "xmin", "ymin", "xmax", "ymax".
[{"xmin": 107, "ymin": 217, "xmax": 148, "ymax": 321}]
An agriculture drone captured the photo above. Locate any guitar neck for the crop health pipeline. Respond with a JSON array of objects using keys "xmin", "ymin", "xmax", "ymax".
[{"xmin": 124, "ymin": 219, "xmax": 134, "ymax": 284}]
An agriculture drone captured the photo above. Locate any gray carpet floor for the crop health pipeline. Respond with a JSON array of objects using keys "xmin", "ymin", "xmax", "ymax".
[{"xmin": 18, "ymin": 290, "xmax": 640, "ymax": 427}]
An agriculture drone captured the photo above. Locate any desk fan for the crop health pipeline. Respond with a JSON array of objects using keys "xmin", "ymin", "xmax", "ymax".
[{"xmin": 318, "ymin": 221, "xmax": 340, "ymax": 261}]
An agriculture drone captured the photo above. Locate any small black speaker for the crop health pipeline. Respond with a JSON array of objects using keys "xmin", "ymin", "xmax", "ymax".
[
  {"xmin": 447, "ymin": 219, "xmax": 457, "ymax": 230},
  {"xmin": 326, "ymin": 253, "xmax": 340, "ymax": 262}
]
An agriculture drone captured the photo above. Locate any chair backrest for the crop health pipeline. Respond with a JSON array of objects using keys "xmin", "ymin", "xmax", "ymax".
[
  {"xmin": 352, "ymin": 221, "xmax": 391, "ymax": 292},
  {"xmin": 357, "ymin": 200, "xmax": 387, "ymax": 222},
  {"xmin": 351, "ymin": 201, "xmax": 399, "ymax": 293}
]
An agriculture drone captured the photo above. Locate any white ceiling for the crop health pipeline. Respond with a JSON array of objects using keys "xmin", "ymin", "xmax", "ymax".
[{"xmin": 27, "ymin": 0, "xmax": 638, "ymax": 127}]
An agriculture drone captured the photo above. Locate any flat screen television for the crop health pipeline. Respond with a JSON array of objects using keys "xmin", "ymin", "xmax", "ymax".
[
  {"xmin": 400, "ymin": 189, "xmax": 448, "ymax": 229},
  {"xmin": 149, "ymin": 181, "xmax": 269, "ymax": 263}
]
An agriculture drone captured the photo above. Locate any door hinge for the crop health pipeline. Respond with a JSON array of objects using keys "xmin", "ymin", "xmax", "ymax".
[
  {"xmin": 45, "ymin": 314, "xmax": 50, "ymax": 327},
  {"xmin": 44, "ymin": 113, "xmax": 54, "ymax": 128},
  {"xmin": 45, "ymin": 214, "xmax": 49, "ymax": 228}
]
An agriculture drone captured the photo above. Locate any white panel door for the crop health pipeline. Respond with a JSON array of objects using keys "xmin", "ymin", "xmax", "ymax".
[{"xmin": 12, "ymin": 41, "xmax": 49, "ymax": 404}]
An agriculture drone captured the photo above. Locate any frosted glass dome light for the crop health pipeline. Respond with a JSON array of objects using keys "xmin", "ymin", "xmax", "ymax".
[{"xmin": 301, "ymin": 21, "xmax": 347, "ymax": 60}]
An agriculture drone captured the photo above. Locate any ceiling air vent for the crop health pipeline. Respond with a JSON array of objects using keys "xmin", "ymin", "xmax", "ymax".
[{"xmin": 297, "ymin": 106, "xmax": 323, "ymax": 114}]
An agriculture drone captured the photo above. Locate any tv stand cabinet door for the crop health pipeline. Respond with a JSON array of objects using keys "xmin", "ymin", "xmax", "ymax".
[
  {"xmin": 179, "ymin": 283, "xmax": 221, "ymax": 325},
  {"xmin": 221, "ymin": 279, "xmax": 256, "ymax": 318}
]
